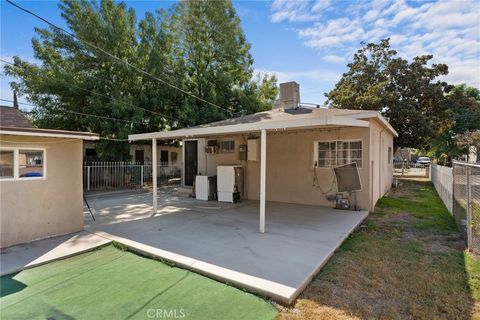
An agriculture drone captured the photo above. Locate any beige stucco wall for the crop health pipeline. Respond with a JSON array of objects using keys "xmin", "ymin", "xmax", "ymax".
[
  {"xmin": 369, "ymin": 119, "xmax": 395, "ymax": 210},
  {"xmin": 0, "ymin": 135, "xmax": 84, "ymax": 248},
  {"xmin": 190, "ymin": 122, "xmax": 394, "ymax": 211},
  {"xmin": 245, "ymin": 126, "xmax": 373, "ymax": 210}
]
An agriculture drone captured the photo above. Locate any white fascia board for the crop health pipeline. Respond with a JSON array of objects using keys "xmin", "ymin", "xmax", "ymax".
[
  {"xmin": 0, "ymin": 130, "xmax": 100, "ymax": 140},
  {"xmin": 343, "ymin": 112, "xmax": 398, "ymax": 137},
  {"xmin": 129, "ymin": 116, "xmax": 369, "ymax": 141}
]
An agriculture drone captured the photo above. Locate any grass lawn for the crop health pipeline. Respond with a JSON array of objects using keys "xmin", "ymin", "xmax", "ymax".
[
  {"xmin": 278, "ymin": 179, "xmax": 480, "ymax": 320},
  {"xmin": 0, "ymin": 245, "xmax": 276, "ymax": 320}
]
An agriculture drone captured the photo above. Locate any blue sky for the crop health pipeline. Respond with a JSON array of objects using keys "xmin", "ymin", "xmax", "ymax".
[{"xmin": 1, "ymin": 0, "xmax": 479, "ymax": 111}]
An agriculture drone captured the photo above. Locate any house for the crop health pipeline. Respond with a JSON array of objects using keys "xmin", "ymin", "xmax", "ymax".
[
  {"xmin": 83, "ymin": 140, "xmax": 182, "ymax": 169},
  {"xmin": 129, "ymin": 82, "xmax": 398, "ymax": 233},
  {"xmin": 0, "ymin": 105, "xmax": 99, "ymax": 248}
]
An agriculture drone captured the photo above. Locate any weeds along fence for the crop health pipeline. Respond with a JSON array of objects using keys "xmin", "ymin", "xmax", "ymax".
[
  {"xmin": 83, "ymin": 162, "xmax": 182, "ymax": 191},
  {"xmin": 431, "ymin": 162, "xmax": 480, "ymax": 253}
]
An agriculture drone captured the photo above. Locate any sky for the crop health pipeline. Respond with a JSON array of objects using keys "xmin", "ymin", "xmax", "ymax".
[{"xmin": 1, "ymin": 0, "xmax": 479, "ymax": 111}]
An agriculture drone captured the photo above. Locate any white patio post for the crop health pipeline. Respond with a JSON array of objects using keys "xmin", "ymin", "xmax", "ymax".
[
  {"xmin": 260, "ymin": 129, "xmax": 266, "ymax": 233},
  {"xmin": 152, "ymin": 138, "xmax": 158, "ymax": 213}
]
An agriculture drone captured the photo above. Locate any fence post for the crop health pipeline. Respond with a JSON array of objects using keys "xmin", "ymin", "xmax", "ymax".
[
  {"xmin": 87, "ymin": 166, "xmax": 91, "ymax": 191},
  {"xmin": 467, "ymin": 165, "xmax": 472, "ymax": 250},
  {"xmin": 141, "ymin": 165, "xmax": 144, "ymax": 186}
]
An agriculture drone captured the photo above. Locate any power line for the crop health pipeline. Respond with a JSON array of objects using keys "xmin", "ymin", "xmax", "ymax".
[
  {"xmin": 0, "ymin": 98, "xmax": 145, "ymax": 125},
  {"xmin": 0, "ymin": 58, "xmax": 178, "ymax": 122},
  {"xmin": 6, "ymin": 0, "xmax": 234, "ymax": 116}
]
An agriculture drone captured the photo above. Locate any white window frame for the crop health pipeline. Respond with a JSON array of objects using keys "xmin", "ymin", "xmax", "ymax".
[
  {"xmin": 313, "ymin": 139, "xmax": 363, "ymax": 169},
  {"xmin": 0, "ymin": 147, "xmax": 47, "ymax": 181}
]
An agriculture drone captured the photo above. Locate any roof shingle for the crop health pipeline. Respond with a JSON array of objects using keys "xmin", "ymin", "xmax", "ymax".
[{"xmin": 0, "ymin": 106, "xmax": 34, "ymax": 129}]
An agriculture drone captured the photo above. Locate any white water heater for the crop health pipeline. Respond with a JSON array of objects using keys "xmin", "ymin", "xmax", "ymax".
[{"xmin": 217, "ymin": 165, "xmax": 244, "ymax": 203}]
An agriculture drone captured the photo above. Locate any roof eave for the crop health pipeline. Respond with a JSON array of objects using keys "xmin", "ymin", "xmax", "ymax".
[
  {"xmin": 128, "ymin": 116, "xmax": 370, "ymax": 141},
  {"xmin": 0, "ymin": 129, "xmax": 100, "ymax": 140}
]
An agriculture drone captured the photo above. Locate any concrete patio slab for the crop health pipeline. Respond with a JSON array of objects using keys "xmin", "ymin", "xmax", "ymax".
[
  {"xmin": 84, "ymin": 192, "xmax": 368, "ymax": 304},
  {"xmin": 0, "ymin": 231, "xmax": 111, "ymax": 276}
]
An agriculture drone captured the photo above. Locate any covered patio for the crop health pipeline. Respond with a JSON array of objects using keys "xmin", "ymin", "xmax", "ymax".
[
  {"xmin": 128, "ymin": 112, "xmax": 371, "ymax": 233},
  {"xmin": 83, "ymin": 190, "xmax": 368, "ymax": 303}
]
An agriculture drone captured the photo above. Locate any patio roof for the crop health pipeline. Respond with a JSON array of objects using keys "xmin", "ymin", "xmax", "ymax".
[{"xmin": 128, "ymin": 108, "xmax": 397, "ymax": 141}]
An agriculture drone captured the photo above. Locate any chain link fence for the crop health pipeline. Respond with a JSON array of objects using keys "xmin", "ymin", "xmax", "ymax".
[{"xmin": 452, "ymin": 161, "xmax": 480, "ymax": 253}]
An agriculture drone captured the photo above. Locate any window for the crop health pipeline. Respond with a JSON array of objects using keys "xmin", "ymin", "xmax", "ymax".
[
  {"xmin": 218, "ymin": 140, "xmax": 235, "ymax": 153},
  {"xmin": 315, "ymin": 140, "xmax": 362, "ymax": 168},
  {"xmin": 388, "ymin": 147, "xmax": 392, "ymax": 164},
  {"xmin": 0, "ymin": 148, "xmax": 46, "ymax": 180},
  {"xmin": 19, "ymin": 150, "xmax": 44, "ymax": 178},
  {"xmin": 0, "ymin": 150, "xmax": 14, "ymax": 178}
]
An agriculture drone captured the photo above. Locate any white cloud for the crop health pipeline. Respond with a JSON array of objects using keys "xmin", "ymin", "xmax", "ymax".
[
  {"xmin": 323, "ymin": 54, "xmax": 345, "ymax": 64},
  {"xmin": 269, "ymin": 0, "xmax": 480, "ymax": 88},
  {"xmin": 270, "ymin": 0, "xmax": 320, "ymax": 22},
  {"xmin": 255, "ymin": 68, "xmax": 341, "ymax": 84},
  {"xmin": 311, "ymin": 0, "xmax": 331, "ymax": 13}
]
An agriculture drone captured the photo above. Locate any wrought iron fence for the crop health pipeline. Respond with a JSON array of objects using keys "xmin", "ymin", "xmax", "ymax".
[
  {"xmin": 452, "ymin": 161, "xmax": 480, "ymax": 254},
  {"xmin": 83, "ymin": 161, "xmax": 182, "ymax": 191}
]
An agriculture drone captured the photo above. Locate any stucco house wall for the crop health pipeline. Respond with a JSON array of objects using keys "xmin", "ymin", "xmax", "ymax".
[
  {"xmin": 183, "ymin": 121, "xmax": 394, "ymax": 211},
  {"xmin": 129, "ymin": 144, "xmax": 182, "ymax": 168},
  {"xmin": 245, "ymin": 126, "xmax": 372, "ymax": 209},
  {"xmin": 0, "ymin": 135, "xmax": 84, "ymax": 248}
]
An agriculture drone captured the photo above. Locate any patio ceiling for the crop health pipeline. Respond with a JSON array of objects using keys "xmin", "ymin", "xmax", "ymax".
[{"xmin": 128, "ymin": 115, "xmax": 370, "ymax": 141}]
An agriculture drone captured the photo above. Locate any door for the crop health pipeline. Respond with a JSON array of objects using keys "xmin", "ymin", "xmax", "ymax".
[
  {"xmin": 184, "ymin": 140, "xmax": 198, "ymax": 186},
  {"xmin": 160, "ymin": 150, "xmax": 169, "ymax": 165},
  {"xmin": 135, "ymin": 150, "xmax": 144, "ymax": 164}
]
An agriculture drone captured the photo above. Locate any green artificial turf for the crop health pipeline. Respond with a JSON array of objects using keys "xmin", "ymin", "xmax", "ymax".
[{"xmin": 0, "ymin": 245, "xmax": 276, "ymax": 320}]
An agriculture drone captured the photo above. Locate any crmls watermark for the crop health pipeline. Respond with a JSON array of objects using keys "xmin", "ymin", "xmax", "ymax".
[{"xmin": 146, "ymin": 308, "xmax": 186, "ymax": 319}]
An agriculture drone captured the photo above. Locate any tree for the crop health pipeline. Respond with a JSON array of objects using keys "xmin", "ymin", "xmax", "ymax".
[
  {"xmin": 4, "ymin": 0, "xmax": 278, "ymax": 159},
  {"xmin": 170, "ymin": 0, "xmax": 276, "ymax": 126},
  {"xmin": 431, "ymin": 84, "xmax": 480, "ymax": 161},
  {"xmin": 325, "ymin": 38, "xmax": 451, "ymax": 149},
  {"xmin": 455, "ymin": 130, "xmax": 480, "ymax": 162}
]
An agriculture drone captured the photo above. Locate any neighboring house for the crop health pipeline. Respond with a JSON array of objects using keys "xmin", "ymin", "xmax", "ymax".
[
  {"xmin": 82, "ymin": 141, "xmax": 182, "ymax": 169},
  {"xmin": 0, "ymin": 105, "xmax": 99, "ymax": 248},
  {"xmin": 129, "ymin": 82, "xmax": 398, "ymax": 232},
  {"xmin": 394, "ymin": 147, "xmax": 416, "ymax": 162}
]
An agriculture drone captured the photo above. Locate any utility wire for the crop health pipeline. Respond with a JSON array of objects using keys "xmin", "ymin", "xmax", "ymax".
[
  {"xmin": 0, "ymin": 99, "xmax": 130, "ymax": 142},
  {"xmin": 0, "ymin": 58, "xmax": 178, "ymax": 122},
  {"xmin": 6, "ymin": 0, "xmax": 234, "ymax": 116},
  {"xmin": 0, "ymin": 98, "xmax": 145, "ymax": 125}
]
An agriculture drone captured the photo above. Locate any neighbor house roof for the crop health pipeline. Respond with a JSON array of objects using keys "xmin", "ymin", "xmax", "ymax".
[
  {"xmin": 0, "ymin": 105, "xmax": 35, "ymax": 128},
  {"xmin": 0, "ymin": 105, "xmax": 99, "ymax": 140},
  {"xmin": 129, "ymin": 107, "xmax": 398, "ymax": 141}
]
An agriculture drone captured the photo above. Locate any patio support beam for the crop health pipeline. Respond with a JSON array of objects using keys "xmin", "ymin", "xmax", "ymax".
[
  {"xmin": 260, "ymin": 129, "xmax": 266, "ymax": 233},
  {"xmin": 152, "ymin": 138, "xmax": 158, "ymax": 213}
]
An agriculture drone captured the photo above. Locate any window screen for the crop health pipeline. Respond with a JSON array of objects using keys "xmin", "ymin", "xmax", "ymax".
[
  {"xmin": 0, "ymin": 150, "xmax": 14, "ymax": 178},
  {"xmin": 316, "ymin": 140, "xmax": 362, "ymax": 168},
  {"xmin": 219, "ymin": 140, "xmax": 235, "ymax": 153}
]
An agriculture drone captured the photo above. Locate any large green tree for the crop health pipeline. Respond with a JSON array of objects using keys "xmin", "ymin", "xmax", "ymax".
[
  {"xmin": 325, "ymin": 39, "xmax": 451, "ymax": 149},
  {"xmin": 4, "ymin": 0, "xmax": 277, "ymax": 160},
  {"xmin": 430, "ymin": 84, "xmax": 480, "ymax": 161}
]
